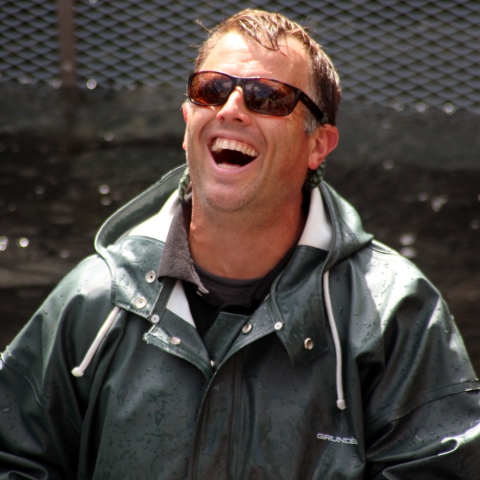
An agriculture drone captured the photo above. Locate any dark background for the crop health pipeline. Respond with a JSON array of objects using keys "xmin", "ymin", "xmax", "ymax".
[{"xmin": 1, "ymin": 1, "xmax": 479, "ymax": 372}]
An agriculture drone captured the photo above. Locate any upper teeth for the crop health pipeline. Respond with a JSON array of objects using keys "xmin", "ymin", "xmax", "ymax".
[{"xmin": 211, "ymin": 138, "xmax": 258, "ymax": 157}]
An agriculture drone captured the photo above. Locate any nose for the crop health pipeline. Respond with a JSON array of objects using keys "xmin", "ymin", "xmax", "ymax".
[{"xmin": 216, "ymin": 86, "xmax": 252, "ymax": 124}]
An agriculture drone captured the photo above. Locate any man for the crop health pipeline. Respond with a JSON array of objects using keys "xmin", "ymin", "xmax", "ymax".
[{"xmin": 1, "ymin": 9, "xmax": 479, "ymax": 479}]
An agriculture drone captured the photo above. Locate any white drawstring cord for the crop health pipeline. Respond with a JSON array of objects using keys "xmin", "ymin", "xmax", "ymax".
[
  {"xmin": 71, "ymin": 306, "xmax": 121, "ymax": 377},
  {"xmin": 323, "ymin": 270, "xmax": 346, "ymax": 410}
]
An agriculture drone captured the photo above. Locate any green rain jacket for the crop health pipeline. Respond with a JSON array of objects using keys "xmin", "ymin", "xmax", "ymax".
[{"xmin": 1, "ymin": 165, "xmax": 479, "ymax": 479}]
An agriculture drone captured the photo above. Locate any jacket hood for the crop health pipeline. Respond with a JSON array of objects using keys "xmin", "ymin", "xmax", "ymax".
[
  {"xmin": 320, "ymin": 182, "xmax": 374, "ymax": 270},
  {"xmin": 94, "ymin": 165, "xmax": 187, "ymax": 257}
]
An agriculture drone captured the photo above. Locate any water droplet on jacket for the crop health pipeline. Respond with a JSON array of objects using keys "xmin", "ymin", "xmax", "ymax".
[{"xmin": 117, "ymin": 383, "xmax": 131, "ymax": 405}]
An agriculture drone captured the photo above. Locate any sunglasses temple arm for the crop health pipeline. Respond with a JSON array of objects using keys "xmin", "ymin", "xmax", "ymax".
[{"xmin": 300, "ymin": 93, "xmax": 326, "ymax": 123}]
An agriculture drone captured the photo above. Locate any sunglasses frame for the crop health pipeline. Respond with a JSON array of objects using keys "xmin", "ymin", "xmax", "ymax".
[{"xmin": 188, "ymin": 71, "xmax": 326, "ymax": 123}]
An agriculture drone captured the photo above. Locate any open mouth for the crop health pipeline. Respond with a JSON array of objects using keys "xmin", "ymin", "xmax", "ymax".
[{"xmin": 210, "ymin": 137, "xmax": 259, "ymax": 167}]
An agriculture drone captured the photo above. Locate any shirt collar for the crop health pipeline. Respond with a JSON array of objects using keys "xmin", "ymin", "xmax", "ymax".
[{"xmin": 157, "ymin": 195, "xmax": 208, "ymax": 294}]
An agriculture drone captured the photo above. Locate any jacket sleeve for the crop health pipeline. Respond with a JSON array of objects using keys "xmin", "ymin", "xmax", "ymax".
[
  {"xmin": 0, "ymin": 255, "xmax": 115, "ymax": 479},
  {"xmin": 357, "ymin": 248, "xmax": 480, "ymax": 478},
  {"xmin": 365, "ymin": 390, "xmax": 480, "ymax": 479}
]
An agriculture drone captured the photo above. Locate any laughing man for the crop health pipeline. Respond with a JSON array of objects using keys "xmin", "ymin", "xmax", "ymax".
[{"xmin": 1, "ymin": 9, "xmax": 480, "ymax": 479}]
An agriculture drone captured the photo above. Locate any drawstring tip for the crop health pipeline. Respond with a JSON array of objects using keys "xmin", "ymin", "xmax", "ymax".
[
  {"xmin": 70, "ymin": 305, "xmax": 121, "ymax": 379},
  {"xmin": 336, "ymin": 399, "xmax": 346, "ymax": 410},
  {"xmin": 71, "ymin": 367, "xmax": 84, "ymax": 377}
]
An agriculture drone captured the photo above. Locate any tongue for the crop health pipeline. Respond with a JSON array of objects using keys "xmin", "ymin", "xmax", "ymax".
[{"xmin": 213, "ymin": 149, "xmax": 254, "ymax": 167}]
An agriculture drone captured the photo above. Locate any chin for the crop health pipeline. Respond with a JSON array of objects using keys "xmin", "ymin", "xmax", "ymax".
[{"xmin": 195, "ymin": 185, "xmax": 256, "ymax": 214}]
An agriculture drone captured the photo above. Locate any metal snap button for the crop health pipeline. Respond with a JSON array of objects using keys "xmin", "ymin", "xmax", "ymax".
[
  {"xmin": 145, "ymin": 271, "xmax": 156, "ymax": 283},
  {"xmin": 135, "ymin": 296, "xmax": 147, "ymax": 309},
  {"xmin": 304, "ymin": 338, "xmax": 314, "ymax": 350},
  {"xmin": 274, "ymin": 322, "xmax": 283, "ymax": 331},
  {"xmin": 242, "ymin": 323, "xmax": 252, "ymax": 334},
  {"xmin": 151, "ymin": 314, "xmax": 159, "ymax": 324},
  {"xmin": 210, "ymin": 359, "xmax": 215, "ymax": 368},
  {"xmin": 169, "ymin": 336, "xmax": 181, "ymax": 346}
]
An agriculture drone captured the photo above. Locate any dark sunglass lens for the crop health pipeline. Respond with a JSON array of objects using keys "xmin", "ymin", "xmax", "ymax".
[
  {"xmin": 190, "ymin": 73, "xmax": 233, "ymax": 105},
  {"xmin": 245, "ymin": 80, "xmax": 296, "ymax": 115}
]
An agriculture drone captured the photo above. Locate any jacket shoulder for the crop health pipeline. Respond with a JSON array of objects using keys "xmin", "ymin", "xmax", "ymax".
[
  {"xmin": 355, "ymin": 239, "xmax": 428, "ymax": 283},
  {"xmin": 4, "ymin": 254, "xmax": 114, "ymax": 385},
  {"xmin": 58, "ymin": 253, "xmax": 113, "ymax": 295},
  {"xmin": 336, "ymin": 241, "xmax": 479, "ymax": 433}
]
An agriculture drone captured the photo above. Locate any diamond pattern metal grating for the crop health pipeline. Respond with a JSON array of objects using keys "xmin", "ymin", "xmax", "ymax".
[
  {"xmin": 1, "ymin": 0, "xmax": 480, "ymax": 114},
  {"xmin": 0, "ymin": 0, "xmax": 59, "ymax": 87}
]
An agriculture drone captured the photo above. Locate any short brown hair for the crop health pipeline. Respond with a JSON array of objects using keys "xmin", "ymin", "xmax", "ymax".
[{"xmin": 194, "ymin": 9, "xmax": 341, "ymax": 127}]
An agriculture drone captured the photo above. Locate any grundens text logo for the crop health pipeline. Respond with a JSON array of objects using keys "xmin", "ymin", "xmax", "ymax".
[{"xmin": 317, "ymin": 432, "xmax": 358, "ymax": 445}]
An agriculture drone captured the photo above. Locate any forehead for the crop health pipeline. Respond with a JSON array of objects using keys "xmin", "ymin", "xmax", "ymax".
[{"xmin": 200, "ymin": 32, "xmax": 312, "ymax": 94}]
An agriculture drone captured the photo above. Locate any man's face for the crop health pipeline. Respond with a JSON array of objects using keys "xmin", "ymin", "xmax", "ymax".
[{"xmin": 183, "ymin": 31, "xmax": 333, "ymax": 217}]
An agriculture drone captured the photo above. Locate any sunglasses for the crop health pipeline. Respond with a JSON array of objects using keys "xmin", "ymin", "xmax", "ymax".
[{"xmin": 188, "ymin": 71, "xmax": 326, "ymax": 123}]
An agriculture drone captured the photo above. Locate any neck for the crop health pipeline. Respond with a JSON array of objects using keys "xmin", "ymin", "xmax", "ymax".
[{"xmin": 189, "ymin": 192, "xmax": 306, "ymax": 279}]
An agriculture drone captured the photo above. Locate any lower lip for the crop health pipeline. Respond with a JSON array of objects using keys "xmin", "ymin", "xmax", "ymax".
[{"xmin": 216, "ymin": 162, "xmax": 244, "ymax": 170}]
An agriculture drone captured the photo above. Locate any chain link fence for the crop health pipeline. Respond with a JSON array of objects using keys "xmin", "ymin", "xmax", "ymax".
[
  {"xmin": 1, "ymin": 0, "xmax": 479, "ymax": 114},
  {"xmin": 0, "ymin": 1, "xmax": 59, "ymax": 87}
]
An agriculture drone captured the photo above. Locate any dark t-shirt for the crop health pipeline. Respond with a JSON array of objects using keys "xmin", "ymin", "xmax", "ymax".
[{"xmin": 183, "ymin": 245, "xmax": 296, "ymax": 337}]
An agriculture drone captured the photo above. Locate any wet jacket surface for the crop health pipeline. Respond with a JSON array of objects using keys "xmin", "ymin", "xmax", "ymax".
[{"xmin": 1, "ymin": 165, "xmax": 479, "ymax": 479}]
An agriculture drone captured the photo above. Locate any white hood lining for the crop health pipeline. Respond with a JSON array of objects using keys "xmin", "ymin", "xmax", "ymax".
[
  {"xmin": 166, "ymin": 280, "xmax": 196, "ymax": 328},
  {"xmin": 129, "ymin": 190, "xmax": 179, "ymax": 242}
]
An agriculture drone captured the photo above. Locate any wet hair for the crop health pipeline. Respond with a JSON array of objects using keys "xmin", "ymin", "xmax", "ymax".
[{"xmin": 194, "ymin": 9, "xmax": 341, "ymax": 129}]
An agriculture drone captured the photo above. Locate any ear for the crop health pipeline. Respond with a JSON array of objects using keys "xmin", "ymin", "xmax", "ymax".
[
  {"xmin": 181, "ymin": 102, "xmax": 190, "ymax": 151},
  {"xmin": 307, "ymin": 125, "xmax": 339, "ymax": 170}
]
